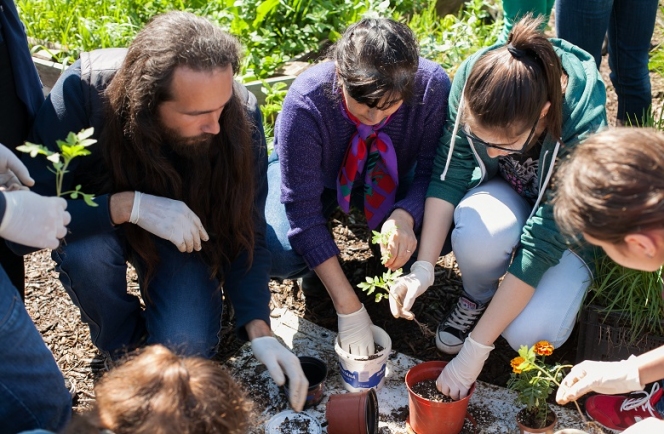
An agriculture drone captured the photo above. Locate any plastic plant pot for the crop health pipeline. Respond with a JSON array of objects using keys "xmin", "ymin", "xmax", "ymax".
[
  {"xmin": 334, "ymin": 325, "xmax": 392, "ymax": 392},
  {"xmin": 515, "ymin": 407, "xmax": 557, "ymax": 434},
  {"xmin": 284, "ymin": 356, "xmax": 328, "ymax": 409},
  {"xmin": 405, "ymin": 360, "xmax": 475, "ymax": 434},
  {"xmin": 326, "ymin": 388, "xmax": 379, "ymax": 434}
]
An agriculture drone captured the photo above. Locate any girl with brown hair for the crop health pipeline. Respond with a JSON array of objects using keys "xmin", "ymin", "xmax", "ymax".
[{"xmin": 388, "ymin": 15, "xmax": 606, "ymax": 400}]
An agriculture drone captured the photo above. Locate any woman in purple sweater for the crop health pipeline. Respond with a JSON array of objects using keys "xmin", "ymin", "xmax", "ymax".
[{"xmin": 266, "ymin": 17, "xmax": 450, "ymax": 356}]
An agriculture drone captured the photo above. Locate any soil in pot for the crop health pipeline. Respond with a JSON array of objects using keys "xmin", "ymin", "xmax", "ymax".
[
  {"xmin": 410, "ymin": 379, "xmax": 455, "ymax": 403},
  {"xmin": 516, "ymin": 407, "xmax": 557, "ymax": 434}
]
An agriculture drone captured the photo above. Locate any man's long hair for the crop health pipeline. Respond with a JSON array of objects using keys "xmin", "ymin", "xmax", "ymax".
[{"xmin": 100, "ymin": 11, "xmax": 256, "ymax": 293}]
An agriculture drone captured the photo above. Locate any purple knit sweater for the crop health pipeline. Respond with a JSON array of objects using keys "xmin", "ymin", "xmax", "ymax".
[{"xmin": 274, "ymin": 59, "xmax": 450, "ymax": 269}]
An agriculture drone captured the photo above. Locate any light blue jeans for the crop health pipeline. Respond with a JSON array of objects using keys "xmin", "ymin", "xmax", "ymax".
[
  {"xmin": 555, "ymin": 0, "xmax": 658, "ymax": 124},
  {"xmin": 451, "ymin": 178, "xmax": 591, "ymax": 349},
  {"xmin": 0, "ymin": 266, "xmax": 71, "ymax": 432},
  {"xmin": 52, "ymin": 228, "xmax": 223, "ymax": 359}
]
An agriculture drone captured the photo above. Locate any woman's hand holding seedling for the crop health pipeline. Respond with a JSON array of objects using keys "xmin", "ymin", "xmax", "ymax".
[
  {"xmin": 379, "ymin": 210, "xmax": 416, "ymax": 270},
  {"xmin": 389, "ymin": 260, "xmax": 434, "ymax": 319},
  {"xmin": 556, "ymin": 358, "xmax": 642, "ymax": 404}
]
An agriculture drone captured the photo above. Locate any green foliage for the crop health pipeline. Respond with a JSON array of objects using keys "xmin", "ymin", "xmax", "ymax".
[
  {"xmin": 260, "ymin": 80, "xmax": 289, "ymax": 154},
  {"xmin": 357, "ymin": 268, "xmax": 403, "ymax": 302},
  {"xmin": 17, "ymin": 128, "xmax": 98, "ymax": 207},
  {"xmin": 589, "ymin": 254, "xmax": 664, "ymax": 337},
  {"xmin": 370, "ymin": 228, "xmax": 395, "ymax": 264}
]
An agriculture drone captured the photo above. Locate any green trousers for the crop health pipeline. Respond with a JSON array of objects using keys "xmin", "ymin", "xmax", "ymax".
[{"xmin": 498, "ymin": 0, "xmax": 555, "ymax": 44}]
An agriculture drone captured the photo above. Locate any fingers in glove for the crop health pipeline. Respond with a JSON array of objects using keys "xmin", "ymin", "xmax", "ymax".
[
  {"xmin": 3, "ymin": 152, "xmax": 34, "ymax": 187},
  {"xmin": 284, "ymin": 363, "xmax": 309, "ymax": 412}
]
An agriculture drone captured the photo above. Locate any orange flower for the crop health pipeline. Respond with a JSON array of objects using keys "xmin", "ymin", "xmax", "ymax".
[
  {"xmin": 511, "ymin": 356, "xmax": 525, "ymax": 374},
  {"xmin": 534, "ymin": 341, "xmax": 554, "ymax": 356}
]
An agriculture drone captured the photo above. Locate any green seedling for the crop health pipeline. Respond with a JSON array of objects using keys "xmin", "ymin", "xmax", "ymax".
[{"xmin": 17, "ymin": 128, "xmax": 98, "ymax": 207}]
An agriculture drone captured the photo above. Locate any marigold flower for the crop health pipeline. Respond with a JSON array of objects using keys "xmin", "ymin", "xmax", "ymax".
[
  {"xmin": 511, "ymin": 356, "xmax": 525, "ymax": 374},
  {"xmin": 534, "ymin": 341, "xmax": 554, "ymax": 356}
]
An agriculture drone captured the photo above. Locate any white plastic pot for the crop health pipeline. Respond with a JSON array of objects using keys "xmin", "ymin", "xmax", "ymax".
[{"xmin": 334, "ymin": 325, "xmax": 392, "ymax": 392}]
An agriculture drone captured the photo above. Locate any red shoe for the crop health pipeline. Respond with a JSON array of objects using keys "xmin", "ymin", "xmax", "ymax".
[{"xmin": 586, "ymin": 382, "xmax": 664, "ymax": 433}]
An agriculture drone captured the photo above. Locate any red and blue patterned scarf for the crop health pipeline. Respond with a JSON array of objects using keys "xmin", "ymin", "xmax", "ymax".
[{"xmin": 337, "ymin": 98, "xmax": 399, "ymax": 229}]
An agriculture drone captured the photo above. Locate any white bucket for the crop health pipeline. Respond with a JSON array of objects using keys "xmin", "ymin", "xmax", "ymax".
[{"xmin": 334, "ymin": 325, "xmax": 392, "ymax": 393}]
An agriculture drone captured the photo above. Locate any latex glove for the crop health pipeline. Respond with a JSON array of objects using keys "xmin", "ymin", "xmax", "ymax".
[
  {"xmin": 0, "ymin": 191, "xmax": 69, "ymax": 249},
  {"xmin": 436, "ymin": 334, "xmax": 493, "ymax": 400},
  {"xmin": 389, "ymin": 260, "xmax": 434, "ymax": 319},
  {"xmin": 129, "ymin": 192, "xmax": 209, "ymax": 253},
  {"xmin": 337, "ymin": 304, "xmax": 375, "ymax": 356},
  {"xmin": 622, "ymin": 417, "xmax": 664, "ymax": 433},
  {"xmin": 556, "ymin": 357, "xmax": 642, "ymax": 404},
  {"xmin": 251, "ymin": 336, "xmax": 308, "ymax": 412},
  {"xmin": 0, "ymin": 143, "xmax": 34, "ymax": 190}
]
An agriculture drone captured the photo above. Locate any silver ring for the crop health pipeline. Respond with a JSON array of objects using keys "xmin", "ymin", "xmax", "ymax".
[{"xmin": 406, "ymin": 249, "xmax": 412, "ymax": 253}]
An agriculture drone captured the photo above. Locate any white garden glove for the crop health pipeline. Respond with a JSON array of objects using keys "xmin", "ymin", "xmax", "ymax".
[
  {"xmin": 0, "ymin": 191, "xmax": 70, "ymax": 249},
  {"xmin": 337, "ymin": 304, "xmax": 375, "ymax": 356},
  {"xmin": 0, "ymin": 143, "xmax": 34, "ymax": 190},
  {"xmin": 622, "ymin": 417, "xmax": 664, "ymax": 433},
  {"xmin": 129, "ymin": 192, "xmax": 209, "ymax": 253},
  {"xmin": 389, "ymin": 260, "xmax": 434, "ymax": 319},
  {"xmin": 556, "ymin": 357, "xmax": 643, "ymax": 404},
  {"xmin": 251, "ymin": 336, "xmax": 308, "ymax": 412},
  {"xmin": 436, "ymin": 333, "xmax": 493, "ymax": 400}
]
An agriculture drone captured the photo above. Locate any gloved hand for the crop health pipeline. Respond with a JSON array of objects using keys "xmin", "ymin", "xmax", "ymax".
[
  {"xmin": 129, "ymin": 192, "xmax": 209, "ymax": 253},
  {"xmin": 251, "ymin": 336, "xmax": 309, "ymax": 412},
  {"xmin": 337, "ymin": 304, "xmax": 375, "ymax": 356},
  {"xmin": 0, "ymin": 191, "xmax": 70, "ymax": 249},
  {"xmin": 389, "ymin": 260, "xmax": 434, "ymax": 319},
  {"xmin": 556, "ymin": 357, "xmax": 643, "ymax": 404},
  {"xmin": 0, "ymin": 144, "xmax": 34, "ymax": 190},
  {"xmin": 436, "ymin": 333, "xmax": 493, "ymax": 400}
]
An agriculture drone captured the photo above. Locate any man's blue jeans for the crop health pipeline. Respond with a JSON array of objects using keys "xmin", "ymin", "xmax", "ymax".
[
  {"xmin": 555, "ymin": 0, "xmax": 658, "ymax": 124},
  {"xmin": 0, "ymin": 267, "xmax": 71, "ymax": 432},
  {"xmin": 52, "ymin": 228, "xmax": 222, "ymax": 359},
  {"xmin": 266, "ymin": 151, "xmax": 417, "ymax": 280}
]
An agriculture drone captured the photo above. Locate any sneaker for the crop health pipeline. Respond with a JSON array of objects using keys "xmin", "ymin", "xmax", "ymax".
[
  {"xmin": 296, "ymin": 274, "xmax": 327, "ymax": 298},
  {"xmin": 436, "ymin": 295, "xmax": 486, "ymax": 354},
  {"xmin": 90, "ymin": 351, "xmax": 114, "ymax": 376},
  {"xmin": 586, "ymin": 382, "xmax": 664, "ymax": 433}
]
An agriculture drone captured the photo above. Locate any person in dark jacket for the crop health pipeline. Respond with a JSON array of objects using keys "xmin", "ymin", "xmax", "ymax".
[
  {"xmin": 24, "ymin": 11, "xmax": 307, "ymax": 412},
  {"xmin": 0, "ymin": 0, "xmax": 45, "ymax": 295}
]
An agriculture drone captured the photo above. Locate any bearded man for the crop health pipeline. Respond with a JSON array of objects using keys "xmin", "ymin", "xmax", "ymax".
[{"xmin": 23, "ymin": 11, "xmax": 307, "ymax": 411}]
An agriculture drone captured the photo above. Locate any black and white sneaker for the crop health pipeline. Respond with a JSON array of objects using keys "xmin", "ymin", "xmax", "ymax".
[{"xmin": 436, "ymin": 295, "xmax": 486, "ymax": 354}]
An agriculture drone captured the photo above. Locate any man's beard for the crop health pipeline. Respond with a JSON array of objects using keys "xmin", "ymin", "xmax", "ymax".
[{"xmin": 160, "ymin": 125, "xmax": 215, "ymax": 158}]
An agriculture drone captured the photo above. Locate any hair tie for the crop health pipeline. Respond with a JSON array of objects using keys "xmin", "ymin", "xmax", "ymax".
[{"xmin": 507, "ymin": 43, "xmax": 527, "ymax": 59}]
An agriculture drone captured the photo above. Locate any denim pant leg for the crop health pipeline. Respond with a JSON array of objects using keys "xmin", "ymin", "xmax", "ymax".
[
  {"xmin": 608, "ymin": 0, "xmax": 658, "ymax": 123},
  {"xmin": 52, "ymin": 229, "xmax": 146, "ymax": 356},
  {"xmin": 502, "ymin": 250, "xmax": 591, "ymax": 350},
  {"xmin": 0, "ymin": 268, "xmax": 71, "ymax": 433},
  {"xmin": 451, "ymin": 178, "xmax": 532, "ymax": 304},
  {"xmin": 139, "ymin": 238, "xmax": 222, "ymax": 358}
]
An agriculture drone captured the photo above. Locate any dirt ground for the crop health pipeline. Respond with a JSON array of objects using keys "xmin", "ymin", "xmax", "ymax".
[{"xmin": 23, "ymin": 13, "xmax": 664, "ymax": 415}]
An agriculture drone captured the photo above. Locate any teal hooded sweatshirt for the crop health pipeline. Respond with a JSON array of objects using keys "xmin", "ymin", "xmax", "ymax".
[{"xmin": 427, "ymin": 38, "xmax": 607, "ymax": 288}]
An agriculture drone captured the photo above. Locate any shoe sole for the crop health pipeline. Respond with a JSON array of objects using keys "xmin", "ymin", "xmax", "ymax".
[{"xmin": 435, "ymin": 332, "xmax": 463, "ymax": 355}]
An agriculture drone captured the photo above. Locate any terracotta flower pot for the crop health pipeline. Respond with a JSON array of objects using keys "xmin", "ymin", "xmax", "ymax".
[
  {"xmin": 516, "ymin": 407, "xmax": 557, "ymax": 434},
  {"xmin": 285, "ymin": 356, "xmax": 328, "ymax": 409},
  {"xmin": 404, "ymin": 360, "xmax": 474, "ymax": 434},
  {"xmin": 326, "ymin": 388, "xmax": 379, "ymax": 434}
]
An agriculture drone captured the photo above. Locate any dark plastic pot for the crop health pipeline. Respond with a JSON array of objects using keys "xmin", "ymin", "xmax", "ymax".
[
  {"xmin": 326, "ymin": 388, "xmax": 379, "ymax": 434},
  {"xmin": 405, "ymin": 360, "xmax": 474, "ymax": 434},
  {"xmin": 285, "ymin": 356, "xmax": 328, "ymax": 409},
  {"xmin": 516, "ymin": 407, "xmax": 557, "ymax": 434}
]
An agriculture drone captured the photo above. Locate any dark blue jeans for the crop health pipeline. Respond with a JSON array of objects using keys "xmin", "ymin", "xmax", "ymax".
[
  {"xmin": 52, "ymin": 228, "xmax": 223, "ymax": 359},
  {"xmin": 265, "ymin": 151, "xmax": 417, "ymax": 280},
  {"xmin": 556, "ymin": 0, "xmax": 658, "ymax": 124},
  {"xmin": 0, "ymin": 267, "xmax": 71, "ymax": 432}
]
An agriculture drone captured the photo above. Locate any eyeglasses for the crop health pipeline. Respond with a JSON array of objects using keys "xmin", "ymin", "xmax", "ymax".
[{"xmin": 460, "ymin": 119, "xmax": 539, "ymax": 154}]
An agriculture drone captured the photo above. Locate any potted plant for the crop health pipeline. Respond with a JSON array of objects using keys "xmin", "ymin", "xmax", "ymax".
[{"xmin": 507, "ymin": 341, "xmax": 571, "ymax": 434}]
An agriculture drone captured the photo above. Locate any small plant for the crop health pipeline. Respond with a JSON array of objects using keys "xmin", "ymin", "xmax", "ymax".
[
  {"xmin": 17, "ymin": 128, "xmax": 98, "ymax": 206},
  {"xmin": 507, "ymin": 341, "xmax": 571, "ymax": 429}
]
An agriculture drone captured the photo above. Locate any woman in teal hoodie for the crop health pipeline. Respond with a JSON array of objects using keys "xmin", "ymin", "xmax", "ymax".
[{"xmin": 388, "ymin": 16, "xmax": 607, "ymax": 400}]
